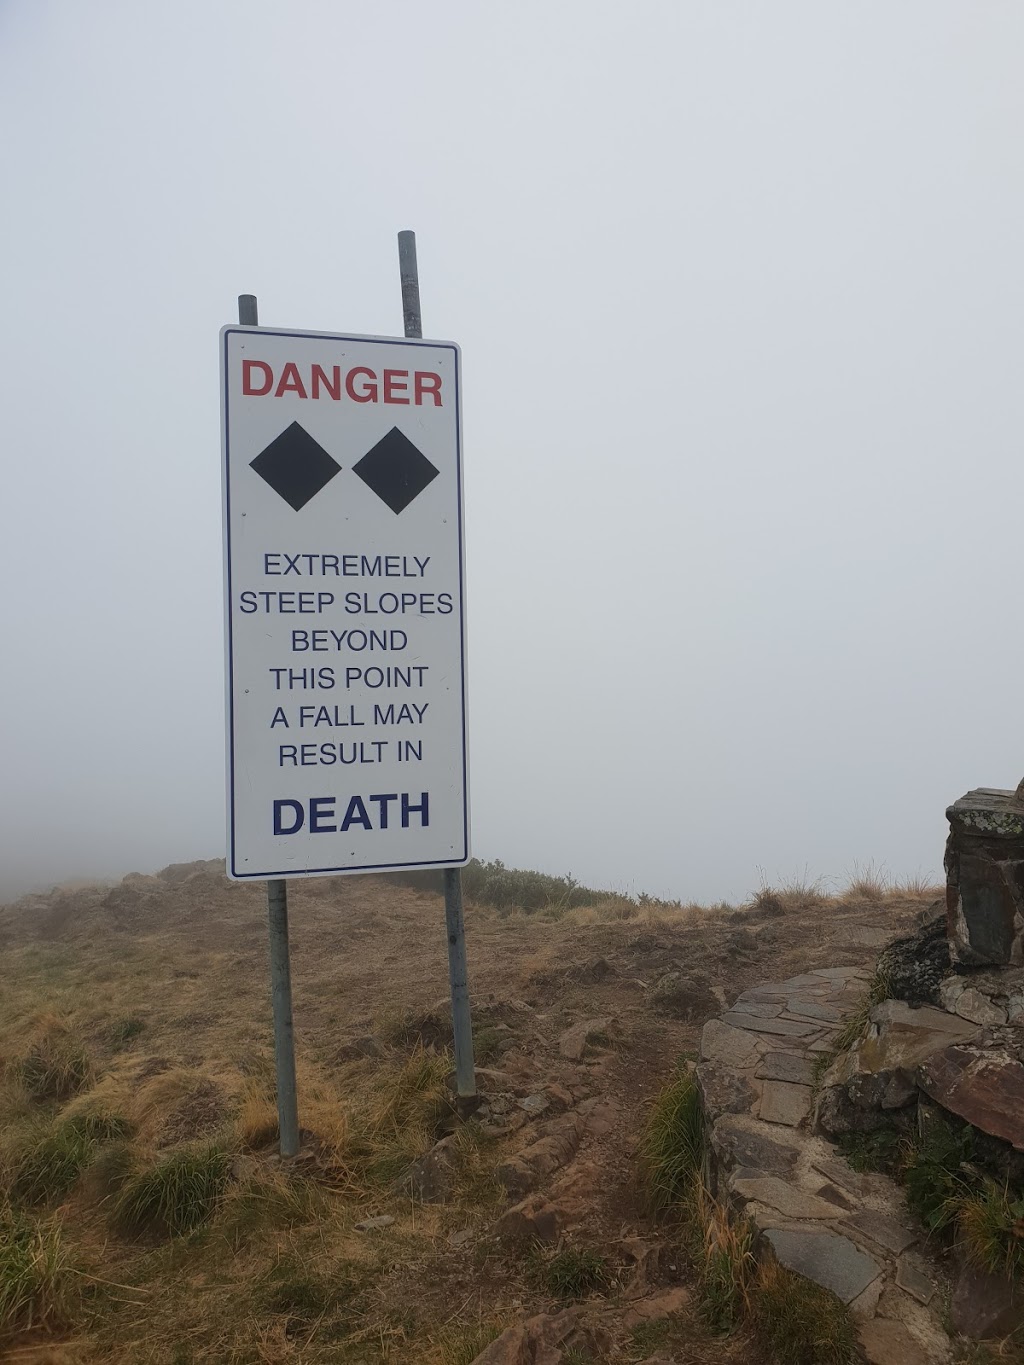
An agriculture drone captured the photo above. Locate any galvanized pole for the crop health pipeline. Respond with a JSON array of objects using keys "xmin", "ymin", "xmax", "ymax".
[
  {"xmin": 397, "ymin": 231, "xmax": 477, "ymax": 1104},
  {"xmin": 238, "ymin": 292, "xmax": 301, "ymax": 1159}
]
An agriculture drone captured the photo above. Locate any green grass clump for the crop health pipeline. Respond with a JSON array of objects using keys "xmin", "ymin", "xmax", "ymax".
[
  {"xmin": 904, "ymin": 1117, "xmax": 974, "ymax": 1233},
  {"xmin": 830, "ymin": 966, "xmax": 891, "ymax": 1055},
  {"xmin": 5, "ymin": 1111, "xmax": 135, "ymax": 1208},
  {"xmin": 836, "ymin": 1126, "xmax": 906, "ymax": 1177},
  {"xmin": 19, "ymin": 1021, "xmax": 92, "ymax": 1102},
  {"xmin": 533, "ymin": 1244, "xmax": 608, "ymax": 1300},
  {"xmin": 8, "ymin": 1121, "xmax": 97, "ymax": 1207},
  {"xmin": 750, "ymin": 1260, "xmax": 859, "ymax": 1365},
  {"xmin": 949, "ymin": 1179, "xmax": 1024, "ymax": 1279},
  {"xmin": 639, "ymin": 1068, "xmax": 705, "ymax": 1211},
  {"xmin": 112, "ymin": 1145, "xmax": 230, "ymax": 1237},
  {"xmin": 0, "ymin": 1204, "xmax": 80, "ymax": 1340},
  {"xmin": 433, "ymin": 1319, "xmax": 505, "ymax": 1364}
]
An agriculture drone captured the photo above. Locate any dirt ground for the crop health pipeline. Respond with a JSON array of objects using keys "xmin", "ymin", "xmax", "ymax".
[{"xmin": 0, "ymin": 863, "xmax": 938, "ymax": 1363}]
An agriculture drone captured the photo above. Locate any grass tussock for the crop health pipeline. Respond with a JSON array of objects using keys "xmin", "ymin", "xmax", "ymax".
[
  {"xmin": 842, "ymin": 860, "xmax": 891, "ymax": 902},
  {"xmin": 952, "ymin": 1180, "xmax": 1024, "ymax": 1279},
  {"xmin": 638, "ymin": 1067, "xmax": 704, "ymax": 1212},
  {"xmin": 686, "ymin": 1175, "xmax": 756, "ymax": 1331},
  {"xmin": 431, "ymin": 1318, "xmax": 506, "ymax": 1364},
  {"xmin": 528, "ymin": 1243, "xmax": 608, "ymax": 1301},
  {"xmin": 18, "ymin": 1015, "xmax": 92, "ymax": 1103},
  {"xmin": 640, "ymin": 1070, "xmax": 859, "ymax": 1359},
  {"xmin": 112, "ymin": 1144, "xmax": 230, "ymax": 1237},
  {"xmin": 0, "ymin": 1204, "xmax": 80, "ymax": 1340},
  {"xmin": 750, "ymin": 1258, "xmax": 859, "ymax": 1365}
]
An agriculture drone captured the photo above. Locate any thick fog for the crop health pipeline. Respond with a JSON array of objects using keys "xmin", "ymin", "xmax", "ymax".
[{"xmin": 1, "ymin": 2, "xmax": 1021, "ymax": 904}]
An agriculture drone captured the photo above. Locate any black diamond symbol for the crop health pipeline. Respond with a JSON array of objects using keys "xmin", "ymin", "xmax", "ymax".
[
  {"xmin": 352, "ymin": 427, "xmax": 439, "ymax": 514},
  {"xmin": 249, "ymin": 422, "xmax": 341, "ymax": 511}
]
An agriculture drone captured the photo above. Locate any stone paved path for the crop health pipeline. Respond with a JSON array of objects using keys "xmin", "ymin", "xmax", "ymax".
[{"xmin": 698, "ymin": 967, "xmax": 951, "ymax": 1364}]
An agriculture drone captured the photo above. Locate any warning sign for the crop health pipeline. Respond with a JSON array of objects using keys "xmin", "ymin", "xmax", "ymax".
[{"xmin": 220, "ymin": 326, "xmax": 469, "ymax": 880}]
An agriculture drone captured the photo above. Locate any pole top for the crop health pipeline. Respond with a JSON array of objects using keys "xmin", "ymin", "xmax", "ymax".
[{"xmin": 238, "ymin": 294, "xmax": 259, "ymax": 326}]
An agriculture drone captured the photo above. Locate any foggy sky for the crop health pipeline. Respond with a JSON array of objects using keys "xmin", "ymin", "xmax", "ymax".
[{"xmin": 2, "ymin": 1, "xmax": 1021, "ymax": 904}]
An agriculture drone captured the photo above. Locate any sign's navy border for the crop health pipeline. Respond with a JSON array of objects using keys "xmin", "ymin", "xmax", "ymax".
[{"xmin": 221, "ymin": 325, "xmax": 470, "ymax": 880}]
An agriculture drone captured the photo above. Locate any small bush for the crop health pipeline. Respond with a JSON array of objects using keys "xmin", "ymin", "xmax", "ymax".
[
  {"xmin": 0, "ymin": 1205, "xmax": 80, "ymax": 1339},
  {"xmin": 639, "ymin": 1069, "xmax": 705, "ymax": 1211},
  {"xmin": 112, "ymin": 1145, "xmax": 229, "ymax": 1237},
  {"xmin": 751, "ymin": 1259, "xmax": 859, "ymax": 1364},
  {"xmin": 19, "ymin": 1019, "xmax": 92, "ymax": 1103}
]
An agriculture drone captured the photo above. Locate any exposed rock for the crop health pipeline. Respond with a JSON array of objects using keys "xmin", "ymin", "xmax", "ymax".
[
  {"xmin": 954, "ymin": 988, "xmax": 1007, "ymax": 1026},
  {"xmin": 951, "ymin": 1260, "xmax": 1024, "ymax": 1339},
  {"xmin": 918, "ymin": 1043, "xmax": 1024, "ymax": 1151},
  {"xmin": 876, "ymin": 914, "xmax": 950, "ymax": 1006},
  {"xmin": 755, "ymin": 1052, "xmax": 816, "ymax": 1085},
  {"xmin": 732, "ymin": 1176, "xmax": 838, "ymax": 1220},
  {"xmin": 710, "ymin": 1115, "xmax": 800, "ymax": 1176},
  {"xmin": 696, "ymin": 1062, "xmax": 757, "ymax": 1116},
  {"xmin": 758, "ymin": 1080, "xmax": 811, "ymax": 1127},
  {"xmin": 620, "ymin": 1285, "xmax": 689, "ymax": 1327},
  {"xmin": 470, "ymin": 1308, "xmax": 582, "ymax": 1364},
  {"xmin": 495, "ymin": 1114, "xmax": 585, "ymax": 1199},
  {"xmin": 858, "ymin": 1318, "xmax": 931, "ymax": 1365},
  {"xmin": 785, "ymin": 999, "xmax": 844, "ymax": 1023},
  {"xmin": 579, "ymin": 1096, "xmax": 620, "ymax": 1137},
  {"xmin": 719, "ymin": 1012, "xmax": 819, "ymax": 1038},
  {"xmin": 650, "ymin": 971, "xmax": 719, "ymax": 1021},
  {"xmin": 845, "ymin": 1209, "xmax": 916, "ymax": 1255},
  {"xmin": 558, "ymin": 1017, "xmax": 613, "ymax": 1061},
  {"xmin": 896, "ymin": 1257, "xmax": 935, "ymax": 1305},
  {"xmin": 620, "ymin": 1237, "xmax": 665, "ymax": 1298},
  {"xmin": 404, "ymin": 1135, "xmax": 459, "ymax": 1202},
  {"xmin": 764, "ymin": 1228, "xmax": 881, "ymax": 1304},
  {"xmin": 493, "ymin": 1195, "xmax": 562, "ymax": 1245},
  {"xmin": 818, "ymin": 1000, "xmax": 979, "ymax": 1134},
  {"xmin": 699, "ymin": 1019, "xmax": 762, "ymax": 1070},
  {"xmin": 517, "ymin": 1093, "xmax": 551, "ymax": 1116}
]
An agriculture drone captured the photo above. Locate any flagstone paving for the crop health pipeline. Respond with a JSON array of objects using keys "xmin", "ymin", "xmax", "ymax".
[{"xmin": 698, "ymin": 966, "xmax": 952, "ymax": 1362}]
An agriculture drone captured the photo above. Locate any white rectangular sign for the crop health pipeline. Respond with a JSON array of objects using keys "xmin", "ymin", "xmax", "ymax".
[{"xmin": 221, "ymin": 326, "xmax": 469, "ymax": 880}]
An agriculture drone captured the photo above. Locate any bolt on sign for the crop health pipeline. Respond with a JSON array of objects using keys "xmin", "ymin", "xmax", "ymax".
[{"xmin": 220, "ymin": 327, "xmax": 469, "ymax": 879}]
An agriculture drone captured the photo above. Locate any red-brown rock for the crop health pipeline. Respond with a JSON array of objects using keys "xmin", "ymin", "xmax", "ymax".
[{"xmin": 918, "ymin": 1044, "xmax": 1024, "ymax": 1151}]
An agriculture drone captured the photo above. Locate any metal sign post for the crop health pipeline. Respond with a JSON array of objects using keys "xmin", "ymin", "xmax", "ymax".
[
  {"xmin": 223, "ymin": 248, "xmax": 475, "ymax": 1149},
  {"xmin": 237, "ymin": 292, "xmax": 300, "ymax": 1159},
  {"xmin": 398, "ymin": 231, "xmax": 476, "ymax": 1105}
]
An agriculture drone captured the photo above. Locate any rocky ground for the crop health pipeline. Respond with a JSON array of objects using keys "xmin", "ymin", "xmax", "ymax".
[{"xmin": 0, "ymin": 862, "xmax": 938, "ymax": 1363}]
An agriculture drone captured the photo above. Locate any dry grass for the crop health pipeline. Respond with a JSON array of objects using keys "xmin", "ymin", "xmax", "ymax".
[{"xmin": 0, "ymin": 1204, "xmax": 81, "ymax": 1341}]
